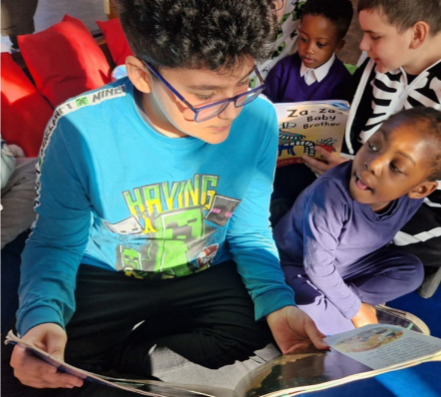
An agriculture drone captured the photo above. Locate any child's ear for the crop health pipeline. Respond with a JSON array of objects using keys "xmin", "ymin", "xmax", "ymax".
[
  {"xmin": 407, "ymin": 180, "xmax": 438, "ymax": 199},
  {"xmin": 334, "ymin": 39, "xmax": 346, "ymax": 54},
  {"xmin": 125, "ymin": 56, "xmax": 153, "ymax": 94},
  {"xmin": 409, "ymin": 21, "xmax": 429, "ymax": 49}
]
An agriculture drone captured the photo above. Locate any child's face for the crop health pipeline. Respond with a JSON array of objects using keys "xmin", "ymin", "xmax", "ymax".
[
  {"xmin": 349, "ymin": 117, "xmax": 437, "ymax": 213},
  {"xmin": 359, "ymin": 9, "xmax": 414, "ymax": 74},
  {"xmin": 298, "ymin": 14, "xmax": 344, "ymax": 70},
  {"xmin": 142, "ymin": 58, "xmax": 255, "ymax": 144}
]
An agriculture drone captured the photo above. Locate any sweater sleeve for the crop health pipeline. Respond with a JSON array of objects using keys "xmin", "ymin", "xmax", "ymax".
[
  {"xmin": 16, "ymin": 116, "xmax": 92, "ymax": 335},
  {"xmin": 278, "ymin": 179, "xmax": 361, "ymax": 319},
  {"xmin": 303, "ymin": 184, "xmax": 361, "ymax": 319},
  {"xmin": 263, "ymin": 61, "xmax": 284, "ymax": 103},
  {"xmin": 226, "ymin": 106, "xmax": 295, "ymax": 321}
]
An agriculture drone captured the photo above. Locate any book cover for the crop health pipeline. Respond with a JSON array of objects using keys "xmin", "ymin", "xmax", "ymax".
[{"xmin": 273, "ymin": 100, "xmax": 349, "ymax": 168}]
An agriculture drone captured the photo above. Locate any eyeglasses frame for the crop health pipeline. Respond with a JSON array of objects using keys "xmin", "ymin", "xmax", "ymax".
[{"xmin": 143, "ymin": 60, "xmax": 266, "ymax": 123}]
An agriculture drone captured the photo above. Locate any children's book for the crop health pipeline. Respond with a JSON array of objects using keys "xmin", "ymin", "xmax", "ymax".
[
  {"xmin": 273, "ymin": 100, "xmax": 349, "ymax": 168},
  {"xmin": 5, "ymin": 325, "xmax": 441, "ymax": 397}
]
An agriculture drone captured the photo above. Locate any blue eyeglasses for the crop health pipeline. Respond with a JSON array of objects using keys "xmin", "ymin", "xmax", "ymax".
[{"xmin": 143, "ymin": 61, "xmax": 266, "ymax": 123}]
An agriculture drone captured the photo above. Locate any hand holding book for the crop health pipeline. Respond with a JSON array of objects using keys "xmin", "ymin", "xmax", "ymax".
[
  {"xmin": 266, "ymin": 305, "xmax": 328, "ymax": 354},
  {"xmin": 10, "ymin": 322, "xmax": 83, "ymax": 389},
  {"xmin": 302, "ymin": 146, "xmax": 349, "ymax": 176}
]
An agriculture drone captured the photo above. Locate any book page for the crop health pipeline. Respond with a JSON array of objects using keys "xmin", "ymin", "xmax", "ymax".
[{"xmin": 325, "ymin": 324, "xmax": 441, "ymax": 370}]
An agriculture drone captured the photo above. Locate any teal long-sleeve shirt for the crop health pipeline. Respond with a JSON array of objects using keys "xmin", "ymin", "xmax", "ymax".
[{"xmin": 17, "ymin": 78, "xmax": 295, "ymax": 335}]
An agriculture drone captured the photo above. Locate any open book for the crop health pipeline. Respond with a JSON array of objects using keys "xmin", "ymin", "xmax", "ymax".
[
  {"xmin": 273, "ymin": 100, "xmax": 349, "ymax": 168},
  {"xmin": 5, "ymin": 325, "xmax": 441, "ymax": 397}
]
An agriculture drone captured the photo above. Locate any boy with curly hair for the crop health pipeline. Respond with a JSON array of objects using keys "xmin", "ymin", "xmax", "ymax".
[{"xmin": 4, "ymin": 1, "xmax": 327, "ymax": 395}]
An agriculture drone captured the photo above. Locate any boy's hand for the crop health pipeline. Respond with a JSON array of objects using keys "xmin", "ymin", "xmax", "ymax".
[
  {"xmin": 302, "ymin": 146, "xmax": 349, "ymax": 175},
  {"xmin": 351, "ymin": 303, "xmax": 378, "ymax": 328},
  {"xmin": 10, "ymin": 323, "xmax": 83, "ymax": 389},
  {"xmin": 266, "ymin": 305, "xmax": 328, "ymax": 354}
]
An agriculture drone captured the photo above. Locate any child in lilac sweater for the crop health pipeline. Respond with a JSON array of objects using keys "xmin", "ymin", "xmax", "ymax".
[{"xmin": 274, "ymin": 108, "xmax": 441, "ymax": 334}]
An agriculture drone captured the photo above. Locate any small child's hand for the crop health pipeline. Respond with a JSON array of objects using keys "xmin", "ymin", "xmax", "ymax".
[
  {"xmin": 303, "ymin": 146, "xmax": 349, "ymax": 175},
  {"xmin": 351, "ymin": 302, "xmax": 378, "ymax": 328}
]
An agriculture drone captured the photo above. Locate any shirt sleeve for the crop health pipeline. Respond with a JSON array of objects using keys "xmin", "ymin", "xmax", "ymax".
[
  {"xmin": 226, "ymin": 105, "xmax": 295, "ymax": 321},
  {"xmin": 263, "ymin": 62, "xmax": 283, "ymax": 103},
  {"xmin": 16, "ymin": 115, "xmax": 92, "ymax": 335},
  {"xmin": 279, "ymin": 180, "xmax": 361, "ymax": 319}
]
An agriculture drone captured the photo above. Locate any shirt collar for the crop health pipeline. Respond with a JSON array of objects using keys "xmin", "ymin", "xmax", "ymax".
[{"xmin": 300, "ymin": 53, "xmax": 336, "ymax": 83}]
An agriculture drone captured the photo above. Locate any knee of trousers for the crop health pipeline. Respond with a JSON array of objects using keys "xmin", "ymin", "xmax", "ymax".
[{"xmin": 395, "ymin": 255, "xmax": 425, "ymax": 291}]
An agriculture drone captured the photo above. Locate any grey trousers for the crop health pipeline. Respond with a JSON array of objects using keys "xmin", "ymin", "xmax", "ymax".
[{"xmin": 1, "ymin": 0, "xmax": 38, "ymax": 39}]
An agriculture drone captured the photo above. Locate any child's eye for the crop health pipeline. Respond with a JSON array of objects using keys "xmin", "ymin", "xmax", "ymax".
[
  {"xmin": 195, "ymin": 92, "xmax": 216, "ymax": 101},
  {"xmin": 390, "ymin": 162, "xmax": 402, "ymax": 173},
  {"xmin": 300, "ymin": 37, "xmax": 308, "ymax": 43},
  {"xmin": 370, "ymin": 35, "xmax": 381, "ymax": 41},
  {"xmin": 368, "ymin": 141, "xmax": 377, "ymax": 151},
  {"xmin": 317, "ymin": 43, "xmax": 327, "ymax": 48}
]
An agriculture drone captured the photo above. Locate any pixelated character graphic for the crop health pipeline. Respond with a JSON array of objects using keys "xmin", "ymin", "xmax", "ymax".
[
  {"xmin": 116, "ymin": 246, "xmax": 144, "ymax": 279},
  {"xmin": 105, "ymin": 216, "xmax": 144, "ymax": 235},
  {"xmin": 75, "ymin": 97, "xmax": 89, "ymax": 107},
  {"xmin": 197, "ymin": 244, "xmax": 219, "ymax": 267},
  {"xmin": 114, "ymin": 207, "xmax": 210, "ymax": 278},
  {"xmin": 205, "ymin": 195, "xmax": 240, "ymax": 227}
]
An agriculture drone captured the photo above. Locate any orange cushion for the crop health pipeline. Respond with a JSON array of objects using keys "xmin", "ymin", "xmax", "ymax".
[
  {"xmin": 1, "ymin": 53, "xmax": 53, "ymax": 157},
  {"xmin": 18, "ymin": 15, "xmax": 111, "ymax": 108},
  {"xmin": 96, "ymin": 18, "xmax": 133, "ymax": 66}
]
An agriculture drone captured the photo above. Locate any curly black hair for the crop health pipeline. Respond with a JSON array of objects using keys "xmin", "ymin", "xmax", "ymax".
[
  {"xmin": 358, "ymin": 0, "xmax": 441, "ymax": 34},
  {"xmin": 117, "ymin": 0, "xmax": 278, "ymax": 71},
  {"xmin": 301, "ymin": 0, "xmax": 354, "ymax": 40}
]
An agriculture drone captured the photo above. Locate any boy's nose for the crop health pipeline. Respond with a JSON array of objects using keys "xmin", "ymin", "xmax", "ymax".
[
  {"xmin": 306, "ymin": 43, "xmax": 315, "ymax": 54},
  {"xmin": 218, "ymin": 101, "xmax": 240, "ymax": 121},
  {"xmin": 359, "ymin": 34, "xmax": 369, "ymax": 52}
]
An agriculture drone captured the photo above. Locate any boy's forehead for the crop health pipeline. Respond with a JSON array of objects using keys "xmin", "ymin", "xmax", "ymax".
[
  {"xmin": 359, "ymin": 8, "xmax": 397, "ymax": 31},
  {"xmin": 161, "ymin": 58, "xmax": 255, "ymax": 85},
  {"xmin": 300, "ymin": 14, "xmax": 339, "ymax": 38}
]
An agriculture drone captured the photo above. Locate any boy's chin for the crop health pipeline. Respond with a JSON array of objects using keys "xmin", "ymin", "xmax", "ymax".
[{"xmin": 374, "ymin": 62, "xmax": 393, "ymax": 74}]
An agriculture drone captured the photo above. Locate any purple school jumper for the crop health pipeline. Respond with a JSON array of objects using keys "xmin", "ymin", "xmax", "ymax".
[
  {"xmin": 264, "ymin": 52, "xmax": 351, "ymax": 103},
  {"xmin": 273, "ymin": 161, "xmax": 424, "ymax": 334}
]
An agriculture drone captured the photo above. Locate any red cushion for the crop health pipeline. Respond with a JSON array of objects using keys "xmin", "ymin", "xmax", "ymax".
[
  {"xmin": 17, "ymin": 15, "xmax": 111, "ymax": 108},
  {"xmin": 1, "ymin": 53, "xmax": 53, "ymax": 157},
  {"xmin": 96, "ymin": 18, "xmax": 133, "ymax": 66}
]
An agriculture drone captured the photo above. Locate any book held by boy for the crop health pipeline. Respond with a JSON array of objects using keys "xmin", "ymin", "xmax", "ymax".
[
  {"xmin": 273, "ymin": 100, "xmax": 349, "ymax": 168},
  {"xmin": 5, "ymin": 325, "xmax": 441, "ymax": 397}
]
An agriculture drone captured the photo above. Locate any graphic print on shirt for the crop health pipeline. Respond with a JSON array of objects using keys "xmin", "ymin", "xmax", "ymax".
[
  {"xmin": 104, "ymin": 174, "xmax": 241, "ymax": 279},
  {"xmin": 250, "ymin": 0, "xmax": 305, "ymax": 87},
  {"xmin": 357, "ymin": 61, "xmax": 441, "ymax": 144}
]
